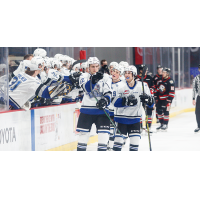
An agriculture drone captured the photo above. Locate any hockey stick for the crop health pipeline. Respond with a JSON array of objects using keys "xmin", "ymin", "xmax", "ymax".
[
  {"xmin": 90, "ymin": 75, "xmax": 123, "ymax": 136},
  {"xmin": 69, "ymin": 59, "xmax": 87, "ymax": 73},
  {"xmin": 141, "ymin": 66, "xmax": 152, "ymax": 151}
]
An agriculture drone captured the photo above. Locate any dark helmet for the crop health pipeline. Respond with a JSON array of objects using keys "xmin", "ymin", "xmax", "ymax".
[
  {"xmin": 163, "ymin": 67, "xmax": 171, "ymax": 74},
  {"xmin": 157, "ymin": 65, "xmax": 163, "ymax": 69},
  {"xmin": 139, "ymin": 64, "xmax": 148, "ymax": 71},
  {"xmin": 198, "ymin": 64, "xmax": 200, "ymax": 69}
]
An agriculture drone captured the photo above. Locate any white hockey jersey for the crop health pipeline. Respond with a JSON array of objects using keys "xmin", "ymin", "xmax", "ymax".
[
  {"xmin": 108, "ymin": 80, "xmax": 123, "ymax": 117},
  {"xmin": 9, "ymin": 72, "xmax": 42, "ymax": 109},
  {"xmin": 79, "ymin": 73, "xmax": 112, "ymax": 115},
  {"xmin": 112, "ymin": 80, "xmax": 151, "ymax": 124}
]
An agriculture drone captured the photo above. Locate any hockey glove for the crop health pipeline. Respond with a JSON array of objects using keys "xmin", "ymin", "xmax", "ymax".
[
  {"xmin": 127, "ymin": 95, "xmax": 138, "ymax": 106},
  {"xmin": 69, "ymin": 72, "xmax": 81, "ymax": 88},
  {"xmin": 139, "ymin": 94, "xmax": 149, "ymax": 104},
  {"xmin": 96, "ymin": 97, "xmax": 109, "ymax": 110},
  {"xmin": 121, "ymin": 95, "xmax": 137, "ymax": 106},
  {"xmin": 91, "ymin": 72, "xmax": 104, "ymax": 84},
  {"xmin": 147, "ymin": 96, "xmax": 154, "ymax": 106}
]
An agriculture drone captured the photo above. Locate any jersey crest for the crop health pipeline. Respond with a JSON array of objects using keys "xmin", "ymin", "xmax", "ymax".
[{"xmin": 159, "ymin": 84, "xmax": 166, "ymax": 94}]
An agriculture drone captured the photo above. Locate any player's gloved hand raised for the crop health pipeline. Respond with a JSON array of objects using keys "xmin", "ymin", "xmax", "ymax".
[
  {"xmin": 139, "ymin": 94, "xmax": 149, "ymax": 103},
  {"xmin": 91, "ymin": 72, "xmax": 104, "ymax": 84},
  {"xmin": 96, "ymin": 97, "xmax": 109, "ymax": 110},
  {"xmin": 69, "ymin": 72, "xmax": 81, "ymax": 88}
]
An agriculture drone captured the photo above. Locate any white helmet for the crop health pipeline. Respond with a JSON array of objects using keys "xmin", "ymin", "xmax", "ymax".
[
  {"xmin": 87, "ymin": 57, "xmax": 100, "ymax": 67},
  {"xmin": 109, "ymin": 61, "xmax": 118, "ymax": 69},
  {"xmin": 124, "ymin": 65, "xmax": 137, "ymax": 77},
  {"xmin": 81, "ymin": 62, "xmax": 88, "ymax": 69},
  {"xmin": 113, "ymin": 64, "xmax": 124, "ymax": 75},
  {"xmin": 51, "ymin": 59, "xmax": 60, "ymax": 69},
  {"xmin": 54, "ymin": 54, "xmax": 63, "ymax": 60},
  {"xmin": 73, "ymin": 63, "xmax": 80, "ymax": 70},
  {"xmin": 23, "ymin": 60, "xmax": 31, "ymax": 70},
  {"xmin": 28, "ymin": 63, "xmax": 42, "ymax": 71},
  {"xmin": 31, "ymin": 56, "xmax": 44, "ymax": 66},
  {"xmin": 33, "ymin": 48, "xmax": 47, "ymax": 58},
  {"xmin": 119, "ymin": 61, "xmax": 129, "ymax": 68}
]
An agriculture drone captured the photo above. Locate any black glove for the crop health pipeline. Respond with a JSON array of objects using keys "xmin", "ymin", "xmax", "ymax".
[
  {"xmin": 69, "ymin": 73, "xmax": 81, "ymax": 88},
  {"xmin": 139, "ymin": 94, "xmax": 149, "ymax": 104},
  {"xmin": 96, "ymin": 97, "xmax": 109, "ymax": 110},
  {"xmin": 91, "ymin": 72, "xmax": 104, "ymax": 84},
  {"xmin": 127, "ymin": 95, "xmax": 138, "ymax": 106},
  {"xmin": 122, "ymin": 95, "xmax": 137, "ymax": 106},
  {"xmin": 147, "ymin": 96, "xmax": 154, "ymax": 106}
]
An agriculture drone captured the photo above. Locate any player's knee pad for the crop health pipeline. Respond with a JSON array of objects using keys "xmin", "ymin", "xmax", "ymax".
[{"xmin": 98, "ymin": 132, "xmax": 109, "ymax": 151}]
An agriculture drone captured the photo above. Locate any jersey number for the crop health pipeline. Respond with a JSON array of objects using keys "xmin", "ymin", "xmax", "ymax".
[{"xmin": 9, "ymin": 77, "xmax": 22, "ymax": 91}]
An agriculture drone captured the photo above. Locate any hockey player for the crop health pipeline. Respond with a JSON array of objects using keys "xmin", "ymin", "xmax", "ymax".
[
  {"xmin": 192, "ymin": 64, "xmax": 200, "ymax": 132},
  {"xmin": 155, "ymin": 68, "xmax": 175, "ymax": 131},
  {"xmin": 108, "ymin": 62, "xmax": 118, "ymax": 75},
  {"xmin": 81, "ymin": 62, "xmax": 89, "ymax": 73},
  {"xmin": 153, "ymin": 65, "xmax": 163, "ymax": 123},
  {"xmin": 112, "ymin": 65, "xmax": 153, "ymax": 151},
  {"xmin": 76, "ymin": 57, "xmax": 112, "ymax": 151},
  {"xmin": 8, "ymin": 62, "xmax": 73, "ymax": 110},
  {"xmin": 107, "ymin": 63, "xmax": 124, "ymax": 150},
  {"xmin": 136, "ymin": 65, "xmax": 154, "ymax": 134}
]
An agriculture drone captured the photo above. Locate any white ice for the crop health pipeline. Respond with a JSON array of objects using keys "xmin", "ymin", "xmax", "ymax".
[{"xmin": 86, "ymin": 111, "xmax": 200, "ymax": 151}]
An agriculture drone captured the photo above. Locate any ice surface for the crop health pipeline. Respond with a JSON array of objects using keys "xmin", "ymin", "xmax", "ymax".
[{"xmin": 86, "ymin": 112, "xmax": 200, "ymax": 151}]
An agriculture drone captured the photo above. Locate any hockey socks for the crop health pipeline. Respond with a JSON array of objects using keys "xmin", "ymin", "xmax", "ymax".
[
  {"xmin": 97, "ymin": 133, "xmax": 109, "ymax": 151},
  {"xmin": 113, "ymin": 136, "xmax": 123, "ymax": 151},
  {"xmin": 77, "ymin": 132, "xmax": 90, "ymax": 151},
  {"xmin": 77, "ymin": 143, "xmax": 87, "ymax": 151}
]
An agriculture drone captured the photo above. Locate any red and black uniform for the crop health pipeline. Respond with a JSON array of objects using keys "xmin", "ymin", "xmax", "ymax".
[
  {"xmin": 155, "ymin": 77, "xmax": 175, "ymax": 125},
  {"xmin": 136, "ymin": 74, "xmax": 154, "ymax": 129},
  {"xmin": 153, "ymin": 74, "xmax": 162, "ymax": 120}
]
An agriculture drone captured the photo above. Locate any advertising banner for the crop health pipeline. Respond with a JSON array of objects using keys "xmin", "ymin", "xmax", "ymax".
[
  {"xmin": 34, "ymin": 103, "xmax": 80, "ymax": 151},
  {"xmin": 0, "ymin": 110, "xmax": 31, "ymax": 151}
]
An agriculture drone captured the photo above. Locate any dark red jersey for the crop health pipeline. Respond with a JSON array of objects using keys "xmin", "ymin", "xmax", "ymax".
[{"xmin": 156, "ymin": 77, "xmax": 175, "ymax": 102}]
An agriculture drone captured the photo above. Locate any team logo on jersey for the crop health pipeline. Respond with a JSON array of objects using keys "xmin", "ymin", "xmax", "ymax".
[
  {"xmin": 159, "ymin": 84, "xmax": 166, "ymax": 94},
  {"xmin": 169, "ymin": 80, "xmax": 173, "ymax": 84},
  {"xmin": 80, "ymin": 78, "xmax": 85, "ymax": 85},
  {"xmin": 155, "ymin": 77, "xmax": 158, "ymax": 80},
  {"xmin": 124, "ymin": 90, "xmax": 129, "ymax": 94}
]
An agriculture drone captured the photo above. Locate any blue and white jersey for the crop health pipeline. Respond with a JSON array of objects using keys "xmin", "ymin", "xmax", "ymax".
[
  {"xmin": 79, "ymin": 73, "xmax": 112, "ymax": 115},
  {"xmin": 108, "ymin": 80, "xmax": 123, "ymax": 117},
  {"xmin": 9, "ymin": 72, "xmax": 42, "ymax": 109},
  {"xmin": 112, "ymin": 80, "xmax": 151, "ymax": 124},
  {"xmin": 60, "ymin": 68, "xmax": 70, "ymax": 76}
]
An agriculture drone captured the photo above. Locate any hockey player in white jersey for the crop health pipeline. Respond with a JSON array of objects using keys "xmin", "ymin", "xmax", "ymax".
[
  {"xmin": 107, "ymin": 63, "xmax": 124, "ymax": 150},
  {"xmin": 108, "ymin": 62, "xmax": 118, "ymax": 75},
  {"xmin": 76, "ymin": 57, "xmax": 112, "ymax": 151},
  {"xmin": 81, "ymin": 62, "xmax": 89, "ymax": 73},
  {"xmin": 8, "ymin": 62, "xmax": 73, "ymax": 110},
  {"xmin": 112, "ymin": 65, "xmax": 153, "ymax": 151}
]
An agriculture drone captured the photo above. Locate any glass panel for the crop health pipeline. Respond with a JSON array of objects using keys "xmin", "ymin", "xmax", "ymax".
[{"xmin": 0, "ymin": 47, "xmax": 9, "ymax": 112}]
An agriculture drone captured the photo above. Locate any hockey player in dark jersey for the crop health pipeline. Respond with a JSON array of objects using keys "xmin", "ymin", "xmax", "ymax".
[
  {"xmin": 153, "ymin": 65, "xmax": 163, "ymax": 123},
  {"xmin": 136, "ymin": 65, "xmax": 155, "ymax": 134},
  {"xmin": 155, "ymin": 68, "xmax": 175, "ymax": 131}
]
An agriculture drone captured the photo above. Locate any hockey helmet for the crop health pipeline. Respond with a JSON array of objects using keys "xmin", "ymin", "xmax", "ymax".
[{"xmin": 33, "ymin": 48, "xmax": 47, "ymax": 58}]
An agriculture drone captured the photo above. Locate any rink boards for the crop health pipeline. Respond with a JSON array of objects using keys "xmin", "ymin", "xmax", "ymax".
[{"xmin": 0, "ymin": 88, "xmax": 195, "ymax": 151}]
